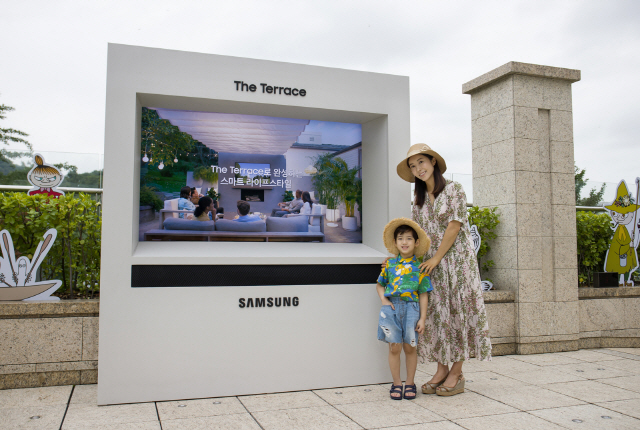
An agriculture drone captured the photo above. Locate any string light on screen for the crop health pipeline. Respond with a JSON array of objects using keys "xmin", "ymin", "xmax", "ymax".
[
  {"xmin": 158, "ymin": 161, "xmax": 164, "ymax": 170},
  {"xmin": 142, "ymin": 153, "xmax": 149, "ymax": 163}
]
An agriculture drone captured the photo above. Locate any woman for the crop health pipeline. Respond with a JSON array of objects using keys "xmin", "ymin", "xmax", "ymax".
[
  {"xmin": 397, "ymin": 143, "xmax": 491, "ymax": 397},
  {"xmin": 285, "ymin": 191, "xmax": 313, "ymax": 217},
  {"xmin": 194, "ymin": 196, "xmax": 216, "ymax": 221}
]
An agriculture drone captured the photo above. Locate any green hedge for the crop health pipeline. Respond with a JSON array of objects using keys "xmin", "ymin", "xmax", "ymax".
[
  {"xmin": 576, "ymin": 211, "xmax": 613, "ymax": 286},
  {"xmin": 0, "ymin": 193, "xmax": 101, "ymax": 297}
]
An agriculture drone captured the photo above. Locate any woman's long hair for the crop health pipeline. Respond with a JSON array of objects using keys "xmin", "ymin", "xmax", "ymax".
[
  {"xmin": 194, "ymin": 196, "xmax": 213, "ymax": 218},
  {"xmin": 413, "ymin": 155, "xmax": 446, "ymax": 208},
  {"xmin": 302, "ymin": 191, "xmax": 313, "ymax": 208}
]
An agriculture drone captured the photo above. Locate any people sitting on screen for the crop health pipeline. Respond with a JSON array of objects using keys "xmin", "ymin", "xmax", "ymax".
[
  {"xmin": 194, "ymin": 196, "xmax": 217, "ymax": 221},
  {"xmin": 284, "ymin": 191, "xmax": 313, "ymax": 217},
  {"xmin": 190, "ymin": 187, "xmax": 202, "ymax": 205},
  {"xmin": 272, "ymin": 189, "xmax": 303, "ymax": 217},
  {"xmin": 234, "ymin": 200, "xmax": 262, "ymax": 222},
  {"xmin": 178, "ymin": 186, "xmax": 196, "ymax": 219}
]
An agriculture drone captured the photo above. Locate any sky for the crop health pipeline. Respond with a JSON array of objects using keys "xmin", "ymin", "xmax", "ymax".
[{"xmin": 1, "ymin": 1, "xmax": 639, "ymax": 195}]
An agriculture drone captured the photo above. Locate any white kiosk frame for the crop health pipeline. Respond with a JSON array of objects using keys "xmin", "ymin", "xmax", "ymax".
[{"xmin": 100, "ymin": 44, "xmax": 410, "ymax": 404}]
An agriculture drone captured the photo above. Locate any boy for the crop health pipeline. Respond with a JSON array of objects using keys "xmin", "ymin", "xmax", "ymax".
[
  {"xmin": 234, "ymin": 200, "xmax": 262, "ymax": 222},
  {"xmin": 377, "ymin": 217, "xmax": 431, "ymax": 400}
]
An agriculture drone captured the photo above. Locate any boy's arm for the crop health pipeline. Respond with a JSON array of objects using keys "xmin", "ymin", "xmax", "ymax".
[
  {"xmin": 416, "ymin": 292, "xmax": 429, "ymax": 334},
  {"xmin": 377, "ymin": 283, "xmax": 394, "ymax": 310}
]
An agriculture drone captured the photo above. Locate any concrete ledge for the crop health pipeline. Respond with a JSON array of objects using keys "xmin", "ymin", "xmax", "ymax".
[
  {"xmin": 579, "ymin": 286, "xmax": 640, "ymax": 299},
  {"xmin": 462, "ymin": 61, "xmax": 581, "ymax": 94},
  {"xmin": 483, "ymin": 290, "xmax": 515, "ymax": 303},
  {"xmin": 0, "ymin": 299, "xmax": 99, "ymax": 319},
  {"xmin": 516, "ymin": 340, "xmax": 580, "ymax": 355}
]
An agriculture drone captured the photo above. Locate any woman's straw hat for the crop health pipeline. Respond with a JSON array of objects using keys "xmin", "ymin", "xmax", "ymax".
[
  {"xmin": 396, "ymin": 143, "xmax": 447, "ymax": 183},
  {"xmin": 383, "ymin": 217, "xmax": 431, "ymax": 257}
]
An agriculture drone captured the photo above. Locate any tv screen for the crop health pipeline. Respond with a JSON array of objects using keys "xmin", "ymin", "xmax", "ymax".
[{"xmin": 139, "ymin": 108, "xmax": 362, "ymax": 244}]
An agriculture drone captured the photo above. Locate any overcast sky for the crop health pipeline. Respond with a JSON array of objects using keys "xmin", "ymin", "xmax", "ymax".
[{"xmin": 2, "ymin": 1, "xmax": 639, "ymax": 194}]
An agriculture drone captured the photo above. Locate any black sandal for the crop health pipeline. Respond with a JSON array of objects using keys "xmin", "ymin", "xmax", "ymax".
[
  {"xmin": 403, "ymin": 384, "xmax": 417, "ymax": 400},
  {"xmin": 389, "ymin": 384, "xmax": 403, "ymax": 400}
]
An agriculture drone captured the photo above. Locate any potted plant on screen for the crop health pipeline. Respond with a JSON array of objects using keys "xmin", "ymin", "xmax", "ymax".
[{"xmin": 337, "ymin": 162, "xmax": 361, "ymax": 231}]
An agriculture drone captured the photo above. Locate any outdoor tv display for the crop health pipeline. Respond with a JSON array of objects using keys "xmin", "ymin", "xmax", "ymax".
[{"xmin": 139, "ymin": 108, "xmax": 363, "ymax": 244}]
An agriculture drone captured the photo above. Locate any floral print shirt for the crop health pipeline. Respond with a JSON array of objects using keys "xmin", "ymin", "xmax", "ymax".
[{"xmin": 377, "ymin": 255, "xmax": 432, "ymax": 302}]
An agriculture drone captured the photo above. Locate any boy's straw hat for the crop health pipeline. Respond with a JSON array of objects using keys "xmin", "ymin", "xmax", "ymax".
[
  {"xmin": 396, "ymin": 143, "xmax": 447, "ymax": 183},
  {"xmin": 383, "ymin": 217, "xmax": 431, "ymax": 257}
]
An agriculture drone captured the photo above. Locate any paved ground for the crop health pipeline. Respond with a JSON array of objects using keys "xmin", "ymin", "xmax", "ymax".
[{"xmin": 2, "ymin": 348, "xmax": 640, "ymax": 429}]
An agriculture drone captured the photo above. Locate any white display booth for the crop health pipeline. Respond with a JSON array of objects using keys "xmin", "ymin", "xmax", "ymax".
[{"xmin": 99, "ymin": 44, "xmax": 411, "ymax": 404}]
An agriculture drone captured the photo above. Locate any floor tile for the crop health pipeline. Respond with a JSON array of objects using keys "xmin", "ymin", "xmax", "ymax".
[
  {"xmin": 157, "ymin": 397, "xmax": 246, "ymax": 420},
  {"xmin": 542, "ymin": 379, "xmax": 640, "ymax": 403},
  {"xmin": 70, "ymin": 384, "xmax": 97, "ymax": 405},
  {"xmin": 63, "ymin": 422, "xmax": 162, "ymax": 430},
  {"xmin": 62, "ymin": 402, "xmax": 159, "ymax": 428},
  {"xmin": 476, "ymin": 384, "xmax": 585, "ymax": 411},
  {"xmin": 313, "ymin": 384, "xmax": 389, "ymax": 405},
  {"xmin": 335, "ymin": 400, "xmax": 443, "ymax": 429},
  {"xmin": 608, "ymin": 348, "xmax": 640, "ymax": 356},
  {"xmin": 239, "ymin": 391, "xmax": 327, "ymax": 412},
  {"xmin": 593, "ymin": 358, "xmax": 640, "ymax": 374},
  {"xmin": 253, "ymin": 405, "xmax": 361, "ymax": 430},
  {"xmin": 509, "ymin": 352, "xmax": 585, "ymax": 366},
  {"xmin": 454, "ymin": 411, "xmax": 565, "ymax": 429},
  {"xmin": 596, "ymin": 374, "xmax": 640, "ymax": 393},
  {"xmin": 0, "ymin": 385, "xmax": 73, "ymax": 407},
  {"xmin": 0, "ymin": 405, "xmax": 67, "ymax": 430},
  {"xmin": 503, "ymin": 367, "xmax": 587, "ymax": 385},
  {"xmin": 555, "ymin": 349, "xmax": 627, "ymax": 362},
  {"xmin": 463, "ymin": 371, "xmax": 532, "ymax": 394},
  {"xmin": 530, "ymin": 404, "xmax": 640, "ymax": 429},
  {"xmin": 596, "ymin": 398, "xmax": 640, "ymax": 419},
  {"xmin": 442, "ymin": 356, "xmax": 541, "ymax": 375},
  {"xmin": 162, "ymin": 413, "xmax": 261, "ymax": 430},
  {"xmin": 382, "ymin": 423, "xmax": 465, "ymax": 430},
  {"xmin": 413, "ymin": 390, "xmax": 517, "ymax": 419},
  {"xmin": 549, "ymin": 361, "xmax": 633, "ymax": 379}
]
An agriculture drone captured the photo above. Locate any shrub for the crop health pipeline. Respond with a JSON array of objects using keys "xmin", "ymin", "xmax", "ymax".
[
  {"xmin": 140, "ymin": 186, "xmax": 163, "ymax": 211},
  {"xmin": 0, "ymin": 193, "xmax": 101, "ymax": 298},
  {"xmin": 282, "ymin": 190, "xmax": 293, "ymax": 202},
  {"xmin": 467, "ymin": 206, "xmax": 500, "ymax": 277},
  {"xmin": 576, "ymin": 211, "xmax": 613, "ymax": 286}
]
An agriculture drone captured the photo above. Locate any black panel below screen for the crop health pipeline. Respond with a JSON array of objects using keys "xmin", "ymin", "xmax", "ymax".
[{"xmin": 131, "ymin": 264, "xmax": 381, "ymax": 287}]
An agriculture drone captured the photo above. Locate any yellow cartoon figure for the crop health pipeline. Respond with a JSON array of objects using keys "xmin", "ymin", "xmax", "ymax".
[
  {"xmin": 603, "ymin": 179, "xmax": 640, "ymax": 286},
  {"xmin": 27, "ymin": 154, "xmax": 65, "ymax": 197}
]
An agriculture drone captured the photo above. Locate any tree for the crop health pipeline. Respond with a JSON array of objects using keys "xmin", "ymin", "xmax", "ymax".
[
  {"xmin": 0, "ymin": 99, "xmax": 33, "ymax": 151},
  {"xmin": 575, "ymin": 165, "xmax": 606, "ymax": 206}
]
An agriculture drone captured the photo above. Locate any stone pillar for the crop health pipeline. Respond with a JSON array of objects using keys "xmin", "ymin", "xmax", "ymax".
[{"xmin": 463, "ymin": 62, "xmax": 581, "ymax": 354}]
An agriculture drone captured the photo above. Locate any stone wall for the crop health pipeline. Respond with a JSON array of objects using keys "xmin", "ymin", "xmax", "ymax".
[
  {"xmin": 0, "ymin": 300, "xmax": 98, "ymax": 390},
  {"xmin": 464, "ymin": 62, "xmax": 583, "ymax": 354}
]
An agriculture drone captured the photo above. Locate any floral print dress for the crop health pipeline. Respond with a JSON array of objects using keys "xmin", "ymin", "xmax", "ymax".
[{"xmin": 413, "ymin": 180, "xmax": 492, "ymax": 363}]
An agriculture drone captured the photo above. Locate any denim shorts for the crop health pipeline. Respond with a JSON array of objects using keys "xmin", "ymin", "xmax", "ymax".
[{"xmin": 377, "ymin": 296, "xmax": 420, "ymax": 347}]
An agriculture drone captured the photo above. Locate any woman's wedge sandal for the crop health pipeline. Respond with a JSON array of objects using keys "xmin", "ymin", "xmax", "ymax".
[
  {"xmin": 403, "ymin": 384, "xmax": 417, "ymax": 400},
  {"xmin": 421, "ymin": 373, "xmax": 448, "ymax": 394},
  {"xmin": 389, "ymin": 384, "xmax": 403, "ymax": 400},
  {"xmin": 435, "ymin": 373, "xmax": 465, "ymax": 396}
]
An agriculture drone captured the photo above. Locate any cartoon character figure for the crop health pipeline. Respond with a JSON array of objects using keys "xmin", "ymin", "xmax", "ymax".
[
  {"xmin": 0, "ymin": 229, "xmax": 61, "ymax": 301},
  {"xmin": 603, "ymin": 179, "xmax": 640, "ymax": 286},
  {"xmin": 26, "ymin": 154, "xmax": 65, "ymax": 197},
  {"xmin": 469, "ymin": 223, "xmax": 493, "ymax": 291}
]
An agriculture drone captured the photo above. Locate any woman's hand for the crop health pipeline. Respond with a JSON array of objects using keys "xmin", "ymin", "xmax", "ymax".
[
  {"xmin": 381, "ymin": 257, "xmax": 390, "ymax": 270},
  {"xmin": 419, "ymin": 256, "xmax": 441, "ymax": 275}
]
